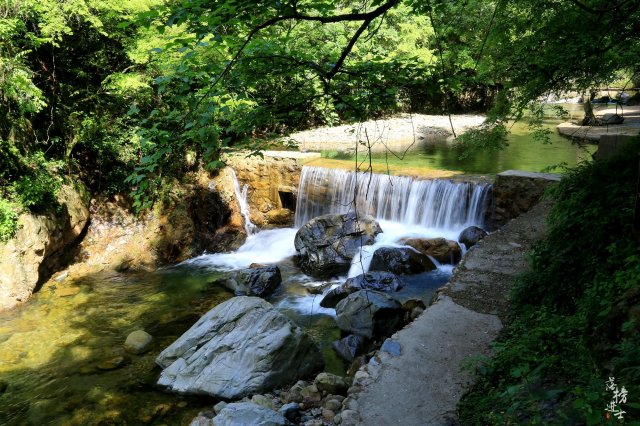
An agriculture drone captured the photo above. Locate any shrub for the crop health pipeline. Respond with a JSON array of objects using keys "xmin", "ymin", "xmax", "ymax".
[{"xmin": 0, "ymin": 198, "xmax": 19, "ymax": 243}]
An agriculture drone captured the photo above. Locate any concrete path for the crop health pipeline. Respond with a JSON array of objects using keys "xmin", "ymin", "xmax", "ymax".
[{"xmin": 341, "ymin": 201, "xmax": 551, "ymax": 426}]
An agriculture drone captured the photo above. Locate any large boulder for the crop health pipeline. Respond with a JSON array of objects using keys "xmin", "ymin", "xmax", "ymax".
[
  {"xmin": 156, "ymin": 297, "xmax": 323, "ymax": 399},
  {"xmin": 335, "ymin": 290, "xmax": 404, "ymax": 339},
  {"xmin": 401, "ymin": 237, "xmax": 462, "ymax": 264},
  {"xmin": 226, "ymin": 264, "xmax": 282, "ymax": 297},
  {"xmin": 320, "ymin": 271, "xmax": 403, "ymax": 308},
  {"xmin": 369, "ymin": 247, "xmax": 436, "ymax": 275},
  {"xmin": 458, "ymin": 226, "xmax": 487, "ymax": 249},
  {"xmin": 294, "ymin": 212, "xmax": 382, "ymax": 277},
  {"xmin": 211, "ymin": 402, "xmax": 287, "ymax": 426}
]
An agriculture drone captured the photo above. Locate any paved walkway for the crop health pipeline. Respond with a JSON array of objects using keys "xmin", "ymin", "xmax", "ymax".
[{"xmin": 341, "ymin": 200, "xmax": 551, "ymax": 426}]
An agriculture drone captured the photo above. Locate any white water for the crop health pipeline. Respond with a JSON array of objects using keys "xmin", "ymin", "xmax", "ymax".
[
  {"xmin": 230, "ymin": 169, "xmax": 257, "ymax": 236},
  {"xmin": 182, "ymin": 165, "xmax": 493, "ymax": 314},
  {"xmin": 182, "ymin": 228, "xmax": 298, "ymax": 270},
  {"xmin": 295, "ymin": 166, "xmax": 492, "ymax": 231}
]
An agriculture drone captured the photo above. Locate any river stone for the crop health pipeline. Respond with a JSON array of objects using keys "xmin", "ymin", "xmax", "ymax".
[
  {"xmin": 314, "ymin": 372, "xmax": 349, "ymax": 395},
  {"xmin": 279, "ymin": 402, "xmax": 301, "ymax": 422},
  {"xmin": 124, "ymin": 330, "xmax": 153, "ymax": 354},
  {"xmin": 369, "ymin": 247, "xmax": 436, "ymax": 275},
  {"xmin": 401, "ymin": 237, "xmax": 462, "ymax": 264},
  {"xmin": 332, "ymin": 334, "xmax": 367, "ymax": 362},
  {"xmin": 335, "ymin": 291, "xmax": 404, "ymax": 339},
  {"xmin": 229, "ymin": 265, "xmax": 282, "ymax": 297},
  {"xmin": 294, "ymin": 212, "xmax": 382, "ymax": 277},
  {"xmin": 212, "ymin": 402, "xmax": 287, "ymax": 426},
  {"xmin": 458, "ymin": 226, "xmax": 487, "ymax": 248},
  {"xmin": 156, "ymin": 296, "xmax": 323, "ymax": 399},
  {"xmin": 320, "ymin": 272, "xmax": 403, "ymax": 308}
]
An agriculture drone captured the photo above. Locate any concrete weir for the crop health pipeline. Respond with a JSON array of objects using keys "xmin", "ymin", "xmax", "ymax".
[{"xmin": 341, "ymin": 198, "xmax": 553, "ymax": 426}]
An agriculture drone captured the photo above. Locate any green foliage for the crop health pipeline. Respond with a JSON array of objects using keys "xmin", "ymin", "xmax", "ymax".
[
  {"xmin": 458, "ymin": 144, "xmax": 640, "ymax": 424},
  {"xmin": 0, "ymin": 198, "xmax": 19, "ymax": 243},
  {"xmin": 10, "ymin": 153, "xmax": 64, "ymax": 211}
]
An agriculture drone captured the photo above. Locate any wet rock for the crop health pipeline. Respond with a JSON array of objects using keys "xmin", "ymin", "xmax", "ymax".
[
  {"xmin": 401, "ymin": 237, "xmax": 462, "ymax": 264},
  {"xmin": 124, "ymin": 330, "xmax": 153, "ymax": 354},
  {"xmin": 294, "ymin": 212, "xmax": 382, "ymax": 277},
  {"xmin": 212, "ymin": 402, "xmax": 287, "ymax": 426},
  {"xmin": 96, "ymin": 355, "xmax": 128, "ymax": 371},
  {"xmin": 323, "ymin": 408, "xmax": 336, "ymax": 421},
  {"xmin": 279, "ymin": 402, "xmax": 301, "ymax": 422},
  {"xmin": 156, "ymin": 297, "xmax": 323, "ymax": 399},
  {"xmin": 332, "ymin": 334, "xmax": 367, "ymax": 362},
  {"xmin": 190, "ymin": 415, "xmax": 214, "ymax": 426},
  {"xmin": 265, "ymin": 208, "xmax": 294, "ymax": 225},
  {"xmin": 301, "ymin": 385, "xmax": 322, "ymax": 403},
  {"xmin": 340, "ymin": 409, "xmax": 360, "ymax": 426},
  {"xmin": 227, "ymin": 265, "xmax": 282, "ymax": 297},
  {"xmin": 314, "ymin": 372, "xmax": 349, "ymax": 395},
  {"xmin": 323, "ymin": 398, "xmax": 342, "ymax": 412},
  {"xmin": 251, "ymin": 394, "xmax": 276, "ymax": 410},
  {"xmin": 369, "ymin": 247, "xmax": 436, "ymax": 275},
  {"xmin": 458, "ymin": 226, "xmax": 487, "ymax": 248},
  {"xmin": 320, "ymin": 271, "xmax": 403, "ymax": 308},
  {"xmin": 335, "ymin": 291, "xmax": 404, "ymax": 339},
  {"xmin": 214, "ymin": 401, "xmax": 228, "ymax": 414},
  {"xmin": 285, "ymin": 380, "xmax": 308, "ymax": 403}
]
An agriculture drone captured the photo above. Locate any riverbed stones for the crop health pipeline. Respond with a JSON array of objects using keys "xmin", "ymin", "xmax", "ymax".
[
  {"xmin": 314, "ymin": 372, "xmax": 349, "ymax": 395},
  {"xmin": 401, "ymin": 237, "xmax": 462, "ymax": 264},
  {"xmin": 212, "ymin": 402, "xmax": 288, "ymax": 426},
  {"xmin": 369, "ymin": 247, "xmax": 436, "ymax": 275},
  {"xmin": 320, "ymin": 271, "xmax": 403, "ymax": 308},
  {"xmin": 332, "ymin": 334, "xmax": 367, "ymax": 362},
  {"xmin": 294, "ymin": 212, "xmax": 382, "ymax": 277},
  {"xmin": 124, "ymin": 330, "xmax": 153, "ymax": 354},
  {"xmin": 156, "ymin": 296, "xmax": 323, "ymax": 399},
  {"xmin": 227, "ymin": 264, "xmax": 282, "ymax": 297},
  {"xmin": 335, "ymin": 291, "xmax": 404, "ymax": 339},
  {"xmin": 458, "ymin": 226, "xmax": 487, "ymax": 248}
]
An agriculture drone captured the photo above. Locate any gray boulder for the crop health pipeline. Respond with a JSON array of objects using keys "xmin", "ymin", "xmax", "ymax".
[
  {"xmin": 320, "ymin": 271, "xmax": 403, "ymax": 308},
  {"xmin": 227, "ymin": 264, "xmax": 282, "ymax": 297},
  {"xmin": 458, "ymin": 226, "xmax": 487, "ymax": 248},
  {"xmin": 156, "ymin": 296, "xmax": 323, "ymax": 399},
  {"xmin": 369, "ymin": 247, "xmax": 436, "ymax": 275},
  {"xmin": 335, "ymin": 290, "xmax": 404, "ymax": 339},
  {"xmin": 212, "ymin": 402, "xmax": 287, "ymax": 426},
  {"xmin": 294, "ymin": 212, "xmax": 382, "ymax": 277}
]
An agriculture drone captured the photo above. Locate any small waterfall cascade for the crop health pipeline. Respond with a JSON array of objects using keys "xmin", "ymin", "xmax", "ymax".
[
  {"xmin": 230, "ymin": 169, "xmax": 257, "ymax": 236},
  {"xmin": 294, "ymin": 166, "xmax": 492, "ymax": 232}
]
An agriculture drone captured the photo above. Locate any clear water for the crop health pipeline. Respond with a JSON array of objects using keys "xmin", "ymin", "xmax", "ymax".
[{"xmin": 320, "ymin": 120, "xmax": 597, "ymax": 176}]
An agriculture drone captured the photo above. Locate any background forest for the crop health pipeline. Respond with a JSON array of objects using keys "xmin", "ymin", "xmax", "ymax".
[{"xmin": 1, "ymin": 0, "xmax": 640, "ymax": 423}]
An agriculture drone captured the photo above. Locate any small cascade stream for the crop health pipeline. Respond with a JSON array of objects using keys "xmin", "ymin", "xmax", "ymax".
[
  {"xmin": 230, "ymin": 169, "xmax": 257, "ymax": 235},
  {"xmin": 0, "ymin": 165, "xmax": 494, "ymax": 425}
]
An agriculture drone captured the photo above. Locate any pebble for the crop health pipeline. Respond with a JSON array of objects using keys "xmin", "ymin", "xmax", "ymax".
[
  {"xmin": 251, "ymin": 394, "xmax": 276, "ymax": 410},
  {"xmin": 323, "ymin": 398, "xmax": 342, "ymax": 412},
  {"xmin": 124, "ymin": 330, "xmax": 153, "ymax": 354},
  {"xmin": 96, "ymin": 356, "xmax": 127, "ymax": 371},
  {"xmin": 381, "ymin": 339, "xmax": 402, "ymax": 356},
  {"xmin": 322, "ymin": 408, "xmax": 336, "ymax": 421}
]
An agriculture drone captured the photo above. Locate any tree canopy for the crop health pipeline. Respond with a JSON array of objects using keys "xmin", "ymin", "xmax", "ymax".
[{"xmin": 0, "ymin": 0, "xmax": 639, "ymax": 212}]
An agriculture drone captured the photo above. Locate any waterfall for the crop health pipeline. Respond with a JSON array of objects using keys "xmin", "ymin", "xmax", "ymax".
[
  {"xmin": 230, "ymin": 169, "xmax": 257, "ymax": 235},
  {"xmin": 294, "ymin": 166, "xmax": 492, "ymax": 232}
]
